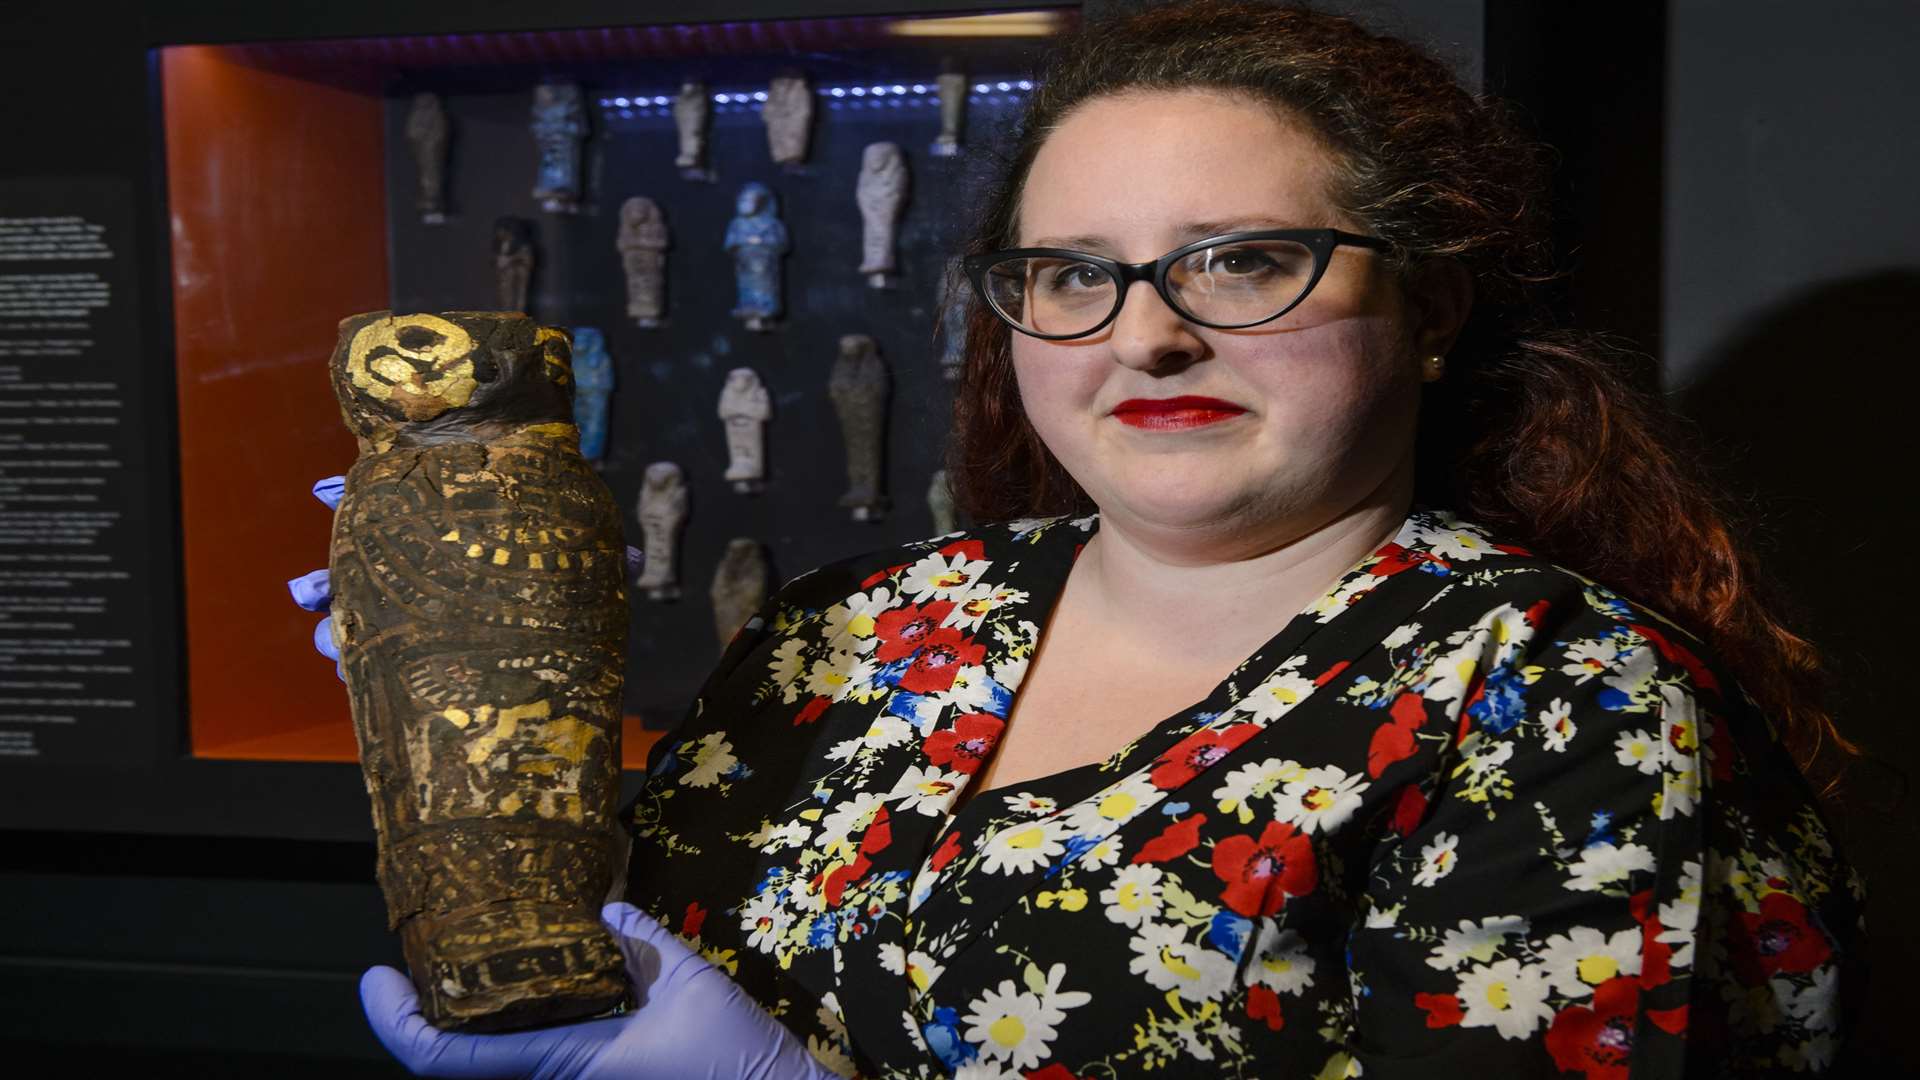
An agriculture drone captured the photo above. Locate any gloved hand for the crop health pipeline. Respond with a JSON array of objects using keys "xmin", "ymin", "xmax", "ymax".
[
  {"xmin": 287, "ymin": 476, "xmax": 347, "ymax": 676},
  {"xmin": 360, "ymin": 901, "xmax": 832, "ymax": 1080},
  {"xmin": 287, "ymin": 475, "xmax": 644, "ymax": 674}
]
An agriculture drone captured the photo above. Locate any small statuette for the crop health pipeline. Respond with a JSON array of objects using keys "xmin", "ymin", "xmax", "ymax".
[
  {"xmin": 932, "ymin": 67, "xmax": 967, "ymax": 157},
  {"xmin": 725, "ymin": 183, "xmax": 788, "ymax": 332},
  {"xmin": 936, "ymin": 256, "xmax": 969, "ymax": 382},
  {"xmin": 405, "ymin": 92, "xmax": 450, "ymax": 224},
  {"xmin": 571, "ymin": 327, "xmax": 613, "ymax": 465},
  {"xmin": 855, "ymin": 142, "xmax": 909, "ymax": 288},
  {"xmin": 828, "ymin": 334, "xmax": 890, "ymax": 522},
  {"xmin": 762, "ymin": 72, "xmax": 814, "ymax": 169},
  {"xmin": 635, "ymin": 462, "xmax": 688, "ymax": 602},
  {"xmin": 493, "ymin": 216, "xmax": 535, "ymax": 314},
  {"xmin": 927, "ymin": 469, "xmax": 957, "ymax": 535},
  {"xmin": 327, "ymin": 311, "xmax": 629, "ymax": 1032},
  {"xmin": 672, "ymin": 80, "xmax": 713, "ymax": 181},
  {"xmin": 709, "ymin": 538, "xmax": 770, "ymax": 650},
  {"xmin": 717, "ymin": 367, "xmax": 771, "ymax": 494},
  {"xmin": 530, "ymin": 82, "xmax": 588, "ymax": 213},
  {"xmin": 616, "ymin": 197, "xmax": 669, "ymax": 328}
]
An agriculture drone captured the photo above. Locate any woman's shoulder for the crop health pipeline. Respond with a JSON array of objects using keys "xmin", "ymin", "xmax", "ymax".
[{"xmin": 768, "ymin": 513, "xmax": 1095, "ymax": 614}]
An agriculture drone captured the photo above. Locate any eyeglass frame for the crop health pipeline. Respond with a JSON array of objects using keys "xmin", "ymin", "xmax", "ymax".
[{"xmin": 962, "ymin": 227, "xmax": 1396, "ymax": 341}]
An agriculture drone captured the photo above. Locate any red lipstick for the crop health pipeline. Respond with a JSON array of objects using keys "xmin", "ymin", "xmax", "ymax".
[{"xmin": 1110, "ymin": 396, "xmax": 1247, "ymax": 430}]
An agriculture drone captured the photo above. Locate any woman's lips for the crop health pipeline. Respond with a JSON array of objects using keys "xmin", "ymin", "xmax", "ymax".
[{"xmin": 1110, "ymin": 396, "xmax": 1247, "ymax": 430}]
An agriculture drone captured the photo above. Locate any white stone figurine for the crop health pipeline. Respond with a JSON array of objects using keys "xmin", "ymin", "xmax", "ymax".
[
  {"xmin": 672, "ymin": 80, "xmax": 712, "ymax": 180},
  {"xmin": 717, "ymin": 367, "xmax": 771, "ymax": 494},
  {"xmin": 762, "ymin": 73, "xmax": 814, "ymax": 169},
  {"xmin": 634, "ymin": 461, "xmax": 689, "ymax": 601},
  {"xmin": 932, "ymin": 69, "xmax": 968, "ymax": 157},
  {"xmin": 709, "ymin": 539, "xmax": 770, "ymax": 650},
  {"xmin": 828, "ymin": 334, "xmax": 890, "ymax": 522},
  {"xmin": 855, "ymin": 142, "xmax": 910, "ymax": 288},
  {"xmin": 927, "ymin": 469, "xmax": 957, "ymax": 535},
  {"xmin": 616, "ymin": 197, "xmax": 669, "ymax": 328}
]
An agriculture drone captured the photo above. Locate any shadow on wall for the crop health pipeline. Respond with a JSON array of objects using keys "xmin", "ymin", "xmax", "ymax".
[{"xmin": 1674, "ymin": 268, "xmax": 1918, "ymax": 1071}]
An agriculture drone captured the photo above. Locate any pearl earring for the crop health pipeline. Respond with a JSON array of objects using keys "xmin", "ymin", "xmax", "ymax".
[{"xmin": 1424, "ymin": 354, "xmax": 1446, "ymax": 380}]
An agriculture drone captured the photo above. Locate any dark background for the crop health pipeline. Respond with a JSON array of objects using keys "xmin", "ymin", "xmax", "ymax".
[{"xmin": 2, "ymin": 0, "xmax": 1912, "ymax": 1073}]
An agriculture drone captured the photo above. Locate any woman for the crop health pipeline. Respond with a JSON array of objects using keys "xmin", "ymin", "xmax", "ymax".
[{"xmin": 319, "ymin": 4, "xmax": 1861, "ymax": 1076}]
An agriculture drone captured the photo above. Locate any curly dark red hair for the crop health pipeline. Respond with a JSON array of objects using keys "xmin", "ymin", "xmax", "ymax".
[{"xmin": 944, "ymin": 0, "xmax": 1852, "ymax": 782}]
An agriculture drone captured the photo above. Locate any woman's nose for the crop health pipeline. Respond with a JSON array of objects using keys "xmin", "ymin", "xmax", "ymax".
[{"xmin": 1106, "ymin": 280, "xmax": 1204, "ymax": 371}]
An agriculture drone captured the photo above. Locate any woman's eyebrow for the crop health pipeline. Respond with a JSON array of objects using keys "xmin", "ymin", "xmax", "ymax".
[{"xmin": 1023, "ymin": 218, "xmax": 1315, "ymax": 252}]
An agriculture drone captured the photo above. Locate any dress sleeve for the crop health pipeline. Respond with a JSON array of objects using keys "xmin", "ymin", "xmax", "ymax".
[{"xmin": 1343, "ymin": 580, "xmax": 1861, "ymax": 1078}]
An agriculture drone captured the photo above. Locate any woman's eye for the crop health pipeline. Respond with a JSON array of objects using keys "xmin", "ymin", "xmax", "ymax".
[
  {"xmin": 1212, "ymin": 248, "xmax": 1277, "ymax": 275},
  {"xmin": 1045, "ymin": 263, "xmax": 1106, "ymax": 291}
]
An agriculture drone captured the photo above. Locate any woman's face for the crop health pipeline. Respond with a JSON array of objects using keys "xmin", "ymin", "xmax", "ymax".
[{"xmin": 1011, "ymin": 90, "xmax": 1437, "ymax": 552}]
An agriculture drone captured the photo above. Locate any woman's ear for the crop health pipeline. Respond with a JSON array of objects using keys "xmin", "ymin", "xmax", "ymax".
[{"xmin": 1405, "ymin": 258, "xmax": 1475, "ymax": 358}]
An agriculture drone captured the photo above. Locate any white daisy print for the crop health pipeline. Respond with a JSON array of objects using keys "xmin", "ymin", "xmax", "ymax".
[
  {"xmin": 1425, "ymin": 915, "xmax": 1528, "ymax": 971},
  {"xmin": 900, "ymin": 549, "xmax": 991, "ymax": 604},
  {"xmin": 1535, "ymin": 926, "xmax": 1643, "ymax": 998},
  {"xmin": 1559, "ymin": 638, "xmax": 1614, "ymax": 683},
  {"xmin": 888, "ymin": 764, "xmax": 967, "ymax": 817},
  {"xmin": 1564, "ymin": 840, "xmax": 1656, "ymax": 892},
  {"xmin": 1127, "ymin": 921, "xmax": 1236, "ymax": 1002},
  {"xmin": 1274, "ymin": 765, "xmax": 1369, "ymax": 834},
  {"xmin": 1455, "ymin": 958, "xmax": 1554, "ymax": 1040},
  {"xmin": 978, "ymin": 819, "xmax": 1065, "ymax": 876},
  {"xmin": 1412, "ymin": 831, "xmax": 1460, "ymax": 886},
  {"xmin": 1613, "ymin": 729, "xmax": 1660, "ymax": 774},
  {"xmin": 1539, "ymin": 698, "xmax": 1576, "ymax": 752},
  {"xmin": 1099, "ymin": 864, "xmax": 1164, "ymax": 928},
  {"xmin": 679, "ymin": 732, "xmax": 738, "ymax": 788},
  {"xmin": 1211, "ymin": 757, "xmax": 1304, "ymax": 825},
  {"xmin": 1002, "ymin": 792, "xmax": 1058, "ymax": 817},
  {"xmin": 1246, "ymin": 923, "xmax": 1317, "ymax": 995},
  {"xmin": 1381, "ymin": 621, "xmax": 1422, "ymax": 650},
  {"xmin": 960, "ymin": 978, "xmax": 1068, "ymax": 1070},
  {"xmin": 1235, "ymin": 658, "xmax": 1319, "ymax": 723},
  {"xmin": 815, "ymin": 793, "xmax": 887, "ymax": 859}
]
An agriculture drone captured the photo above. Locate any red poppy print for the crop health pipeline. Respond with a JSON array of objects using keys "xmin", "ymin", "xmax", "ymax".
[
  {"xmin": 873, "ymin": 600, "xmax": 958, "ymax": 662},
  {"xmin": 1544, "ymin": 975, "xmax": 1639, "ymax": 1080},
  {"xmin": 1211, "ymin": 820, "xmax": 1316, "ymax": 917},
  {"xmin": 1732, "ymin": 891, "xmax": 1832, "ymax": 977},
  {"xmin": 1246, "ymin": 984, "xmax": 1284, "ymax": 1031},
  {"xmin": 928, "ymin": 828, "xmax": 965, "ymax": 873},
  {"xmin": 794, "ymin": 696, "xmax": 831, "ymax": 726},
  {"xmin": 924, "ymin": 713, "xmax": 1005, "ymax": 774},
  {"xmin": 1149, "ymin": 723, "xmax": 1260, "ymax": 789},
  {"xmin": 681, "ymin": 901, "xmax": 707, "ymax": 938},
  {"xmin": 1131, "ymin": 813, "xmax": 1208, "ymax": 865},
  {"xmin": 897, "ymin": 627, "xmax": 986, "ymax": 694},
  {"xmin": 937, "ymin": 538, "xmax": 987, "ymax": 563},
  {"xmin": 1368, "ymin": 692, "xmax": 1429, "ymax": 777},
  {"xmin": 1414, "ymin": 991, "xmax": 1463, "ymax": 1028}
]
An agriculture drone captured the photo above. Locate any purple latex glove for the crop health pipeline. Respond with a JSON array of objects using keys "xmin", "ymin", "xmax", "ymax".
[{"xmin": 360, "ymin": 901, "xmax": 832, "ymax": 1080}]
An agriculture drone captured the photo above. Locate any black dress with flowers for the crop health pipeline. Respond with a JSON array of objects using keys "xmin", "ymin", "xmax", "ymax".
[{"xmin": 619, "ymin": 507, "xmax": 1861, "ymax": 1079}]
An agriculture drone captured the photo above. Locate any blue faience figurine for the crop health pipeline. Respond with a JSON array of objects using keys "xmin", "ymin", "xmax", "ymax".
[
  {"xmin": 570, "ymin": 326, "xmax": 614, "ymax": 464},
  {"xmin": 724, "ymin": 182, "xmax": 789, "ymax": 332},
  {"xmin": 530, "ymin": 82, "xmax": 587, "ymax": 213}
]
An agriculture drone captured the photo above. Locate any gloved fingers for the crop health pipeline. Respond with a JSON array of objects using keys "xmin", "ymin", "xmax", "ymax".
[
  {"xmin": 361, "ymin": 965, "xmax": 610, "ymax": 1079},
  {"xmin": 601, "ymin": 901, "xmax": 710, "ymax": 998},
  {"xmin": 313, "ymin": 615, "xmax": 341, "ymax": 662},
  {"xmin": 287, "ymin": 568, "xmax": 332, "ymax": 611},
  {"xmin": 624, "ymin": 546, "xmax": 644, "ymax": 574},
  {"xmin": 312, "ymin": 475, "xmax": 346, "ymax": 510}
]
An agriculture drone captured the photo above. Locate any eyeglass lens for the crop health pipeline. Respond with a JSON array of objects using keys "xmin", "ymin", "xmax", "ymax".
[{"xmin": 982, "ymin": 238, "xmax": 1319, "ymax": 337}]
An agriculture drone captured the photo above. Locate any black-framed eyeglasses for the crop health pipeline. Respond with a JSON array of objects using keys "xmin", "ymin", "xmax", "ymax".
[{"xmin": 963, "ymin": 228, "xmax": 1394, "ymax": 341}]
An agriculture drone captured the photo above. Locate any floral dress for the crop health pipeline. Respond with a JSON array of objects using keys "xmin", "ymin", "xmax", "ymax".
[{"xmin": 620, "ymin": 507, "xmax": 1862, "ymax": 1078}]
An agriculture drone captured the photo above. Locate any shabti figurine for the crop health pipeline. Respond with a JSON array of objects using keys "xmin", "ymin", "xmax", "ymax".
[
  {"xmin": 616, "ymin": 197, "xmax": 669, "ymax": 328},
  {"xmin": 493, "ymin": 217, "xmax": 535, "ymax": 314},
  {"xmin": 856, "ymin": 142, "xmax": 909, "ymax": 288},
  {"xmin": 672, "ymin": 80, "xmax": 712, "ymax": 180},
  {"xmin": 724, "ymin": 183, "xmax": 788, "ymax": 332},
  {"xmin": 571, "ymin": 327, "xmax": 613, "ymax": 465},
  {"xmin": 762, "ymin": 72, "xmax": 813, "ymax": 169},
  {"xmin": 717, "ymin": 367, "xmax": 770, "ymax": 493},
  {"xmin": 932, "ymin": 66, "xmax": 968, "ymax": 157},
  {"xmin": 709, "ymin": 539, "xmax": 770, "ymax": 649},
  {"xmin": 635, "ymin": 462, "xmax": 688, "ymax": 601},
  {"xmin": 927, "ymin": 469, "xmax": 957, "ymax": 535},
  {"xmin": 936, "ymin": 256, "xmax": 968, "ymax": 382},
  {"xmin": 405, "ymin": 92, "xmax": 450, "ymax": 224},
  {"xmin": 828, "ymin": 334, "xmax": 890, "ymax": 522},
  {"xmin": 530, "ymin": 82, "xmax": 587, "ymax": 213},
  {"xmin": 327, "ymin": 311, "xmax": 628, "ymax": 1032}
]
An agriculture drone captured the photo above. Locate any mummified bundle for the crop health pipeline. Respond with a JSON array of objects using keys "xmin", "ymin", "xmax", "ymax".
[{"xmin": 327, "ymin": 310, "xmax": 629, "ymax": 1032}]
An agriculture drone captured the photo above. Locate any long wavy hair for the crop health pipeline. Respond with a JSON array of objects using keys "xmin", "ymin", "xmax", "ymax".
[{"xmin": 944, "ymin": 0, "xmax": 1854, "ymax": 783}]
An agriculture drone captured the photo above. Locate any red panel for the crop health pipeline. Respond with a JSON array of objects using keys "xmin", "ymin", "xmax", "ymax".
[{"xmin": 163, "ymin": 45, "xmax": 387, "ymax": 762}]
